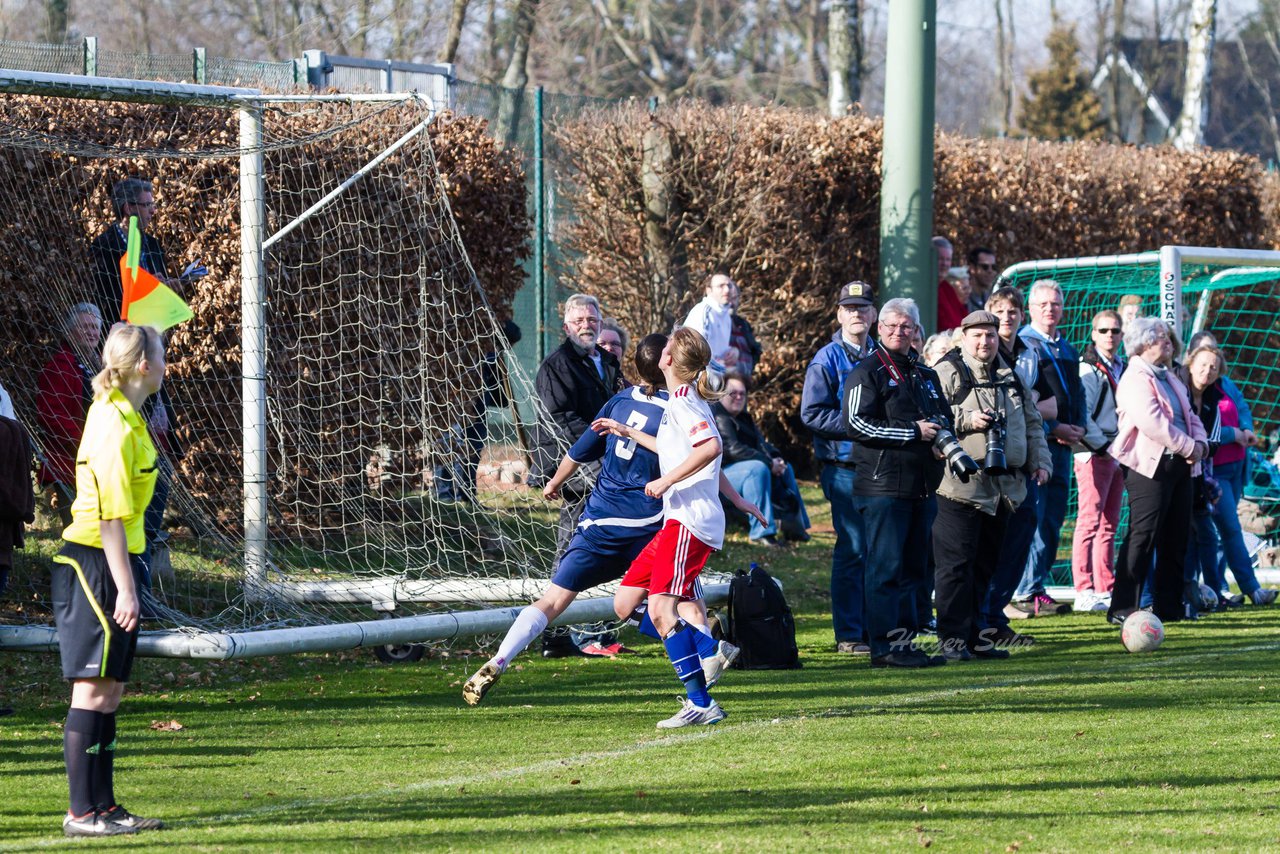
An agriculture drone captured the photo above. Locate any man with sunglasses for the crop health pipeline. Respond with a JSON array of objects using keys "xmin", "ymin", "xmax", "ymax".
[
  {"xmin": 88, "ymin": 178, "xmax": 172, "ymax": 327},
  {"xmin": 966, "ymin": 247, "xmax": 999, "ymax": 313},
  {"xmin": 1070, "ymin": 310, "xmax": 1126, "ymax": 612}
]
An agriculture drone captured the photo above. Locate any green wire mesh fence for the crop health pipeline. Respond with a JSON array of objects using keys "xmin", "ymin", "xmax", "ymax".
[{"xmin": 999, "ymin": 252, "xmax": 1280, "ymax": 587}]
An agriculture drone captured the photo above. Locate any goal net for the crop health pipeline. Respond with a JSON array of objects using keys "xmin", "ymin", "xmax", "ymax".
[
  {"xmin": 0, "ymin": 76, "xmax": 603, "ymax": 657},
  {"xmin": 997, "ymin": 246, "xmax": 1280, "ymax": 588}
]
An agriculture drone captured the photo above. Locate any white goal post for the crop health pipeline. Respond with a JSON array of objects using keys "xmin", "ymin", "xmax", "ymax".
[
  {"xmin": 0, "ymin": 68, "xmax": 731, "ymax": 658},
  {"xmin": 0, "ymin": 579, "xmax": 733, "ymax": 659}
]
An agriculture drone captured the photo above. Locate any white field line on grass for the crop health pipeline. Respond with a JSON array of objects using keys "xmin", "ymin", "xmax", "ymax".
[
  {"xmin": 3, "ymin": 639, "xmax": 1278, "ymax": 848},
  {"xmin": 157, "ymin": 639, "xmax": 1280, "ymax": 824}
]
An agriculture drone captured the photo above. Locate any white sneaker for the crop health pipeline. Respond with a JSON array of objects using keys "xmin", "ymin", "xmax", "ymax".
[
  {"xmin": 63, "ymin": 812, "xmax": 137, "ymax": 837},
  {"xmin": 1077, "ymin": 590, "xmax": 1110, "ymax": 612},
  {"xmin": 701, "ymin": 640, "xmax": 740, "ymax": 688},
  {"xmin": 656, "ymin": 698, "xmax": 726, "ymax": 729}
]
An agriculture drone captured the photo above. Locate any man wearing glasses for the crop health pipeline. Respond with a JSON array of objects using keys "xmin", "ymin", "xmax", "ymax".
[
  {"xmin": 843, "ymin": 297, "xmax": 952, "ymax": 669},
  {"xmin": 801, "ymin": 281, "xmax": 879, "ymax": 655},
  {"xmin": 88, "ymin": 178, "xmax": 175, "ymax": 326},
  {"xmin": 966, "ymin": 247, "xmax": 999, "ymax": 313},
  {"xmin": 531, "ymin": 294, "xmax": 624, "ymax": 555}
]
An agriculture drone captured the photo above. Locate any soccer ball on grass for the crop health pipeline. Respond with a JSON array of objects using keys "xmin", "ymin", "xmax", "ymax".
[{"xmin": 1120, "ymin": 611, "xmax": 1164, "ymax": 653}]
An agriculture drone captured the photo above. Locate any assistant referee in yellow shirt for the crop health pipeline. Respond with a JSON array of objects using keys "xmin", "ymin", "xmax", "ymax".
[{"xmin": 53, "ymin": 323, "xmax": 167, "ymax": 838}]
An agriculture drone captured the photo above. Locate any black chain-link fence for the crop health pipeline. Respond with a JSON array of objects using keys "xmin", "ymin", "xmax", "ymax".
[{"xmin": 451, "ymin": 80, "xmax": 629, "ymax": 378}]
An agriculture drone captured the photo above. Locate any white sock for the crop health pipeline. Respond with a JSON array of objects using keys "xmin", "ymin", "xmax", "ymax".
[
  {"xmin": 690, "ymin": 622, "xmax": 713, "ymax": 638},
  {"xmin": 494, "ymin": 606, "xmax": 549, "ymax": 670}
]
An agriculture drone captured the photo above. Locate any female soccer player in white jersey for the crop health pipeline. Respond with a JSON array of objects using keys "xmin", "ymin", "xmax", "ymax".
[
  {"xmin": 462, "ymin": 334, "xmax": 744, "ymax": 706},
  {"xmin": 595, "ymin": 327, "xmax": 763, "ymax": 729}
]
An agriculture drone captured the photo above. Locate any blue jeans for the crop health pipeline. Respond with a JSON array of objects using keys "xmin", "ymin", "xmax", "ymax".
[
  {"xmin": 136, "ymin": 456, "xmax": 173, "ymax": 592},
  {"xmin": 1187, "ymin": 507, "xmax": 1223, "ymax": 591},
  {"xmin": 434, "ymin": 417, "xmax": 487, "ymax": 503},
  {"xmin": 1016, "ymin": 442, "xmax": 1072, "ymax": 599},
  {"xmin": 1211, "ymin": 459, "xmax": 1261, "ymax": 595},
  {"xmin": 724, "ymin": 460, "xmax": 777, "ymax": 540},
  {"xmin": 821, "ymin": 464, "xmax": 865, "ymax": 643},
  {"xmin": 854, "ymin": 494, "xmax": 933, "ymax": 658},
  {"xmin": 982, "ymin": 480, "xmax": 1038, "ymax": 632}
]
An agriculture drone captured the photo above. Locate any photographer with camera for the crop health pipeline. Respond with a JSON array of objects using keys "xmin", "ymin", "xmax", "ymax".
[
  {"xmin": 932, "ymin": 312, "xmax": 1052, "ymax": 661},
  {"xmin": 843, "ymin": 298, "xmax": 956, "ymax": 669}
]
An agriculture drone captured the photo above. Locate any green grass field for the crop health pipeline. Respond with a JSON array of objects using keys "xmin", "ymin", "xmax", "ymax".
[{"xmin": 3, "ymin": 487, "xmax": 1280, "ymax": 851}]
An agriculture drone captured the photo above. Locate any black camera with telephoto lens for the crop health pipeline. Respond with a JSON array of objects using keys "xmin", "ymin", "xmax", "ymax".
[{"xmin": 982, "ymin": 409, "xmax": 1012, "ymax": 475}]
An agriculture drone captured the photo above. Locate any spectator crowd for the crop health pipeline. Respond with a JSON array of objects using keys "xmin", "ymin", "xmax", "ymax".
[
  {"xmin": 14, "ymin": 179, "xmax": 1280, "ymax": 837},
  {"xmin": 523, "ymin": 245, "xmax": 1278, "ymax": 669},
  {"xmin": 4, "ymin": 202, "xmax": 1279, "ymax": 676}
]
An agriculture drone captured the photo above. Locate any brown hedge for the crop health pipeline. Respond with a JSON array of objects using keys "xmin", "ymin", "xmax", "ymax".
[
  {"xmin": 0, "ymin": 96, "xmax": 529, "ymax": 533},
  {"xmin": 555, "ymin": 103, "xmax": 1270, "ymax": 470}
]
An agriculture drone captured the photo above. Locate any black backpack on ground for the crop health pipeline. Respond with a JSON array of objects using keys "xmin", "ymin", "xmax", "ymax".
[{"xmin": 726, "ymin": 563, "xmax": 801, "ymax": 670}]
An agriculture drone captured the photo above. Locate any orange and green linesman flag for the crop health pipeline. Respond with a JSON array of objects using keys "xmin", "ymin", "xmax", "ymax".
[{"xmin": 118, "ymin": 216, "xmax": 194, "ymax": 331}]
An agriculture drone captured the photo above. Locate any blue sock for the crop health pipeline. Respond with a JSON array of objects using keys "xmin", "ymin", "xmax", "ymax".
[
  {"xmin": 627, "ymin": 607, "xmax": 662, "ymax": 640},
  {"xmin": 689, "ymin": 622, "xmax": 719, "ymax": 659},
  {"xmin": 663, "ymin": 622, "xmax": 711, "ymax": 707}
]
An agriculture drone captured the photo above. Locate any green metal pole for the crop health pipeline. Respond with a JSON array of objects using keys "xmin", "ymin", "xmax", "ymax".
[
  {"xmin": 82, "ymin": 36, "xmax": 97, "ymax": 77},
  {"xmin": 878, "ymin": 0, "xmax": 937, "ymax": 332},
  {"xmin": 193, "ymin": 47, "xmax": 206, "ymax": 84},
  {"xmin": 533, "ymin": 85, "xmax": 546, "ymax": 365}
]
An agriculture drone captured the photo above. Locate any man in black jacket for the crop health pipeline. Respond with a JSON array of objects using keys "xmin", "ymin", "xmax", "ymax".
[
  {"xmin": 531, "ymin": 294, "xmax": 623, "ymax": 553},
  {"xmin": 529, "ymin": 294, "xmax": 623, "ymax": 656},
  {"xmin": 844, "ymin": 297, "xmax": 951, "ymax": 669},
  {"xmin": 712, "ymin": 371, "xmax": 809, "ymax": 547},
  {"xmin": 88, "ymin": 178, "xmax": 174, "ymax": 325}
]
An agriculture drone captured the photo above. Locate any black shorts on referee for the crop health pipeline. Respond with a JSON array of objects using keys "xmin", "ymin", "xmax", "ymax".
[{"xmin": 51, "ymin": 542, "xmax": 139, "ymax": 682}]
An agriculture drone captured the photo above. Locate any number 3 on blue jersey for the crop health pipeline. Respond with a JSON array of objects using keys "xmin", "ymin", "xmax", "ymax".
[{"xmin": 614, "ymin": 411, "xmax": 650, "ymax": 460}]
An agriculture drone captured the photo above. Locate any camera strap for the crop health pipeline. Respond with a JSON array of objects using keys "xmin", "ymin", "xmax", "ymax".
[
  {"xmin": 874, "ymin": 348, "xmax": 907, "ymax": 386},
  {"xmin": 943, "ymin": 350, "xmax": 1017, "ymax": 411},
  {"xmin": 878, "ymin": 349, "xmax": 949, "ymax": 423}
]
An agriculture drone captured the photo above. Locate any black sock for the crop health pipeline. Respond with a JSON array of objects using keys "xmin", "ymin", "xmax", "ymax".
[
  {"xmin": 93, "ymin": 712, "xmax": 118, "ymax": 812},
  {"xmin": 64, "ymin": 708, "xmax": 102, "ymax": 817}
]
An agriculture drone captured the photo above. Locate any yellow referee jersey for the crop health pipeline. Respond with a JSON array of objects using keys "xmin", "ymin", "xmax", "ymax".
[{"xmin": 63, "ymin": 388, "xmax": 159, "ymax": 554}]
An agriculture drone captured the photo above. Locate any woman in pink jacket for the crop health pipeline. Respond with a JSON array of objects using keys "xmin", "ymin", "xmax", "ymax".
[{"xmin": 1107, "ymin": 317, "xmax": 1208, "ymax": 625}]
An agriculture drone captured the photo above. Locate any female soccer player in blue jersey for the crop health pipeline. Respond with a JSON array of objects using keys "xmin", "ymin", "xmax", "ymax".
[{"xmin": 53, "ymin": 324, "xmax": 166, "ymax": 837}]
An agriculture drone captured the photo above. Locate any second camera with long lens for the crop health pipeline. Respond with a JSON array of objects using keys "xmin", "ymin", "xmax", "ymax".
[{"xmin": 928, "ymin": 417, "xmax": 980, "ymax": 482}]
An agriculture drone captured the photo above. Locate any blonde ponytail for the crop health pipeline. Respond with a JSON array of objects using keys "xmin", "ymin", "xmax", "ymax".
[
  {"xmin": 694, "ymin": 368, "xmax": 725, "ymax": 401},
  {"xmin": 92, "ymin": 323, "xmax": 159, "ymax": 401},
  {"xmin": 669, "ymin": 327, "xmax": 725, "ymax": 401}
]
